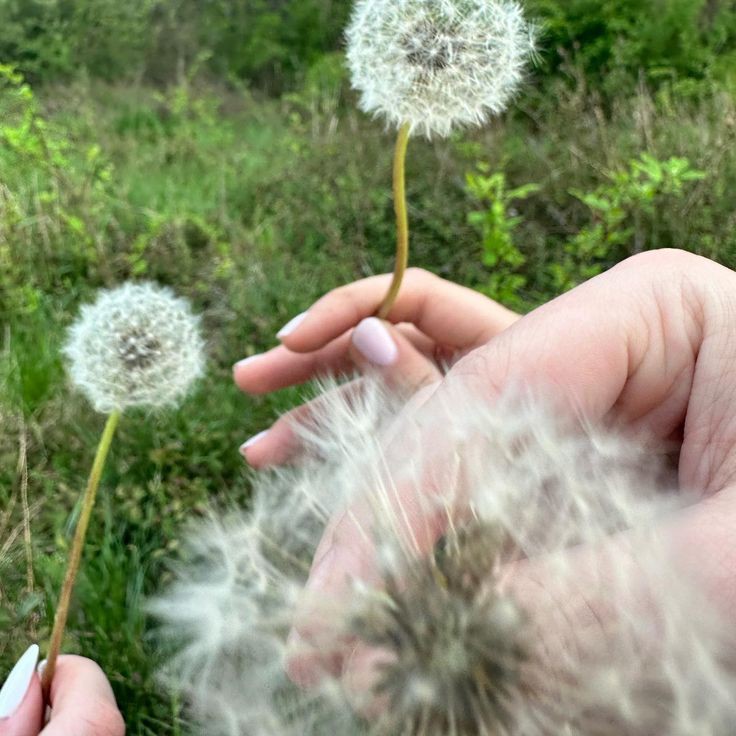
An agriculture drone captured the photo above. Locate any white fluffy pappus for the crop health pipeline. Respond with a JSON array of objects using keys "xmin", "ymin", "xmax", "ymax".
[
  {"xmin": 63, "ymin": 281, "xmax": 205, "ymax": 413},
  {"xmin": 150, "ymin": 376, "xmax": 736, "ymax": 735},
  {"xmin": 346, "ymin": 0, "xmax": 536, "ymax": 138}
]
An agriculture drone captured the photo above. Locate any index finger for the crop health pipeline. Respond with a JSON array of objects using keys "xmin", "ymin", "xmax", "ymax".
[{"xmin": 278, "ymin": 269, "xmax": 519, "ymax": 354}]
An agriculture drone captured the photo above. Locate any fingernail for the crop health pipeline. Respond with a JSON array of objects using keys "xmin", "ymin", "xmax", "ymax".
[
  {"xmin": 239, "ymin": 430, "xmax": 269, "ymax": 456},
  {"xmin": 277, "ymin": 311, "xmax": 308, "ymax": 340},
  {"xmin": 0, "ymin": 644, "xmax": 40, "ymax": 719},
  {"xmin": 233, "ymin": 354, "xmax": 262, "ymax": 372},
  {"xmin": 352, "ymin": 318, "xmax": 398, "ymax": 366}
]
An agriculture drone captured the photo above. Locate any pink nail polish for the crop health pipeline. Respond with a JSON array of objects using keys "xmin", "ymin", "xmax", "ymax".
[
  {"xmin": 352, "ymin": 318, "xmax": 398, "ymax": 366},
  {"xmin": 239, "ymin": 430, "xmax": 269, "ymax": 456},
  {"xmin": 233, "ymin": 355, "xmax": 262, "ymax": 372},
  {"xmin": 277, "ymin": 312, "xmax": 308, "ymax": 340}
]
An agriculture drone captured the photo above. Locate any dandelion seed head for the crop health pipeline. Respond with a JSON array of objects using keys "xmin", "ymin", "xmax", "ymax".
[
  {"xmin": 350, "ymin": 520, "xmax": 528, "ymax": 734},
  {"xmin": 63, "ymin": 282, "xmax": 205, "ymax": 413},
  {"xmin": 152, "ymin": 377, "xmax": 736, "ymax": 735},
  {"xmin": 346, "ymin": 0, "xmax": 536, "ymax": 138}
]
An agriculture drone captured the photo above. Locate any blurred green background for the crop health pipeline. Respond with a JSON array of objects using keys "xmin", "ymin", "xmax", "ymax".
[{"xmin": 1, "ymin": 1, "xmax": 735, "ymax": 733}]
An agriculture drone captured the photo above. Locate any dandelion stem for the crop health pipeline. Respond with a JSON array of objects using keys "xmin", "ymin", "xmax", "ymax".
[
  {"xmin": 41, "ymin": 409, "xmax": 121, "ymax": 701},
  {"xmin": 377, "ymin": 121, "xmax": 411, "ymax": 320}
]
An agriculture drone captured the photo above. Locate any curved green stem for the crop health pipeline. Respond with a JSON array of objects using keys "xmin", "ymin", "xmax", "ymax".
[
  {"xmin": 41, "ymin": 409, "xmax": 121, "ymax": 701},
  {"xmin": 377, "ymin": 122, "xmax": 411, "ymax": 320}
]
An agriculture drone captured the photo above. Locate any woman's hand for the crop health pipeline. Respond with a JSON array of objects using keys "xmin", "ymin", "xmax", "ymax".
[
  {"xmin": 281, "ymin": 249, "xmax": 736, "ymax": 686},
  {"xmin": 233, "ymin": 268, "xmax": 519, "ymax": 467},
  {"xmin": 0, "ymin": 647, "xmax": 124, "ymax": 736}
]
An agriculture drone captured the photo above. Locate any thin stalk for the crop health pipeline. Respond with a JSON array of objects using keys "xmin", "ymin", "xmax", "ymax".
[
  {"xmin": 377, "ymin": 121, "xmax": 411, "ymax": 320},
  {"xmin": 41, "ymin": 409, "xmax": 121, "ymax": 700}
]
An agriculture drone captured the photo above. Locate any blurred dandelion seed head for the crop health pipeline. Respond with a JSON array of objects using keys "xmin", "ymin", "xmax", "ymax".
[
  {"xmin": 351, "ymin": 520, "xmax": 528, "ymax": 734},
  {"xmin": 346, "ymin": 0, "xmax": 536, "ymax": 138},
  {"xmin": 63, "ymin": 282, "xmax": 205, "ymax": 413},
  {"xmin": 151, "ymin": 377, "xmax": 736, "ymax": 735}
]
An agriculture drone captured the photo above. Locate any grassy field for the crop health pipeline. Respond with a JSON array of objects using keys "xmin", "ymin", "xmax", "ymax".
[{"xmin": 1, "ymin": 63, "xmax": 735, "ymax": 733}]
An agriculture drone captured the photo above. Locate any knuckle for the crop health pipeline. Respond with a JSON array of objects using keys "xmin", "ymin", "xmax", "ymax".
[
  {"xmin": 405, "ymin": 266, "xmax": 435, "ymax": 286},
  {"xmin": 615, "ymin": 248, "xmax": 704, "ymax": 277}
]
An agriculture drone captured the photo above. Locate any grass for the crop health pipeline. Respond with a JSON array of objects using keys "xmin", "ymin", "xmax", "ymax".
[{"xmin": 1, "ymin": 68, "xmax": 735, "ymax": 733}]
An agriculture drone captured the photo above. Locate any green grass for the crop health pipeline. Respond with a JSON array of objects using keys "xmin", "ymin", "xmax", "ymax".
[{"xmin": 1, "ymin": 69, "xmax": 735, "ymax": 733}]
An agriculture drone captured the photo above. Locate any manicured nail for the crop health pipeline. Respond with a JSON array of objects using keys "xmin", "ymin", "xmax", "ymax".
[
  {"xmin": 233, "ymin": 354, "xmax": 262, "ymax": 372},
  {"xmin": 239, "ymin": 430, "xmax": 269, "ymax": 456},
  {"xmin": 352, "ymin": 318, "xmax": 398, "ymax": 366},
  {"xmin": 277, "ymin": 311, "xmax": 308, "ymax": 339},
  {"xmin": 0, "ymin": 644, "xmax": 39, "ymax": 719}
]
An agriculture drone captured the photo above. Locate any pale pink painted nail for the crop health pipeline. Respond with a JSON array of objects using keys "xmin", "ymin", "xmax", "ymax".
[
  {"xmin": 277, "ymin": 311, "xmax": 308, "ymax": 339},
  {"xmin": 233, "ymin": 354, "xmax": 263, "ymax": 372},
  {"xmin": 239, "ymin": 430, "xmax": 269, "ymax": 456},
  {"xmin": 352, "ymin": 318, "xmax": 398, "ymax": 366}
]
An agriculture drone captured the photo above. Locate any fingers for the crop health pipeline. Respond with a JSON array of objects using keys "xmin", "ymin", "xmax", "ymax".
[
  {"xmin": 288, "ymin": 249, "xmax": 736, "ymax": 684},
  {"xmin": 234, "ymin": 324, "xmax": 441, "ymax": 396},
  {"xmin": 234, "ymin": 270, "xmax": 516, "ymax": 396},
  {"xmin": 42, "ymin": 657, "xmax": 124, "ymax": 736},
  {"xmin": 240, "ymin": 380, "xmax": 363, "ymax": 468},
  {"xmin": 348, "ymin": 319, "xmax": 442, "ymax": 387},
  {"xmin": 242, "ymin": 320, "xmax": 442, "ymax": 468},
  {"xmin": 234, "ymin": 334, "xmax": 354, "ymax": 395},
  {"xmin": 277, "ymin": 269, "xmax": 519, "ymax": 355},
  {"xmin": 0, "ymin": 646, "xmax": 43, "ymax": 736}
]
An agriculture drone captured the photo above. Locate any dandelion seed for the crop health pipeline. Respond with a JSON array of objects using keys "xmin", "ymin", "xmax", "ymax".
[
  {"xmin": 346, "ymin": 0, "xmax": 536, "ymax": 139},
  {"xmin": 63, "ymin": 281, "xmax": 205, "ymax": 414},
  {"xmin": 152, "ymin": 378, "xmax": 736, "ymax": 735}
]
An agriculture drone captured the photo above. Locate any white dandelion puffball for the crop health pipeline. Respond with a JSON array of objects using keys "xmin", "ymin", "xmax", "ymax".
[
  {"xmin": 346, "ymin": 0, "xmax": 536, "ymax": 138},
  {"xmin": 63, "ymin": 282, "xmax": 205, "ymax": 413},
  {"xmin": 151, "ymin": 377, "xmax": 736, "ymax": 736}
]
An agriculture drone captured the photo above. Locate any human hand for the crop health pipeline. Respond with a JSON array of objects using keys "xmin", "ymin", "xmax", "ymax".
[
  {"xmin": 287, "ymin": 249, "xmax": 736, "ymax": 686},
  {"xmin": 0, "ymin": 646, "xmax": 124, "ymax": 736},
  {"xmin": 233, "ymin": 268, "xmax": 519, "ymax": 467}
]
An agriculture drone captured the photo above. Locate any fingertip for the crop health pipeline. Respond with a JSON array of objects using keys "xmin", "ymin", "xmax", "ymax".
[
  {"xmin": 232, "ymin": 353, "xmax": 266, "ymax": 393},
  {"xmin": 276, "ymin": 311, "xmax": 309, "ymax": 342},
  {"xmin": 278, "ymin": 304, "xmax": 355, "ymax": 354},
  {"xmin": 239, "ymin": 424, "xmax": 299, "ymax": 468},
  {"xmin": 239, "ymin": 430, "xmax": 271, "ymax": 467}
]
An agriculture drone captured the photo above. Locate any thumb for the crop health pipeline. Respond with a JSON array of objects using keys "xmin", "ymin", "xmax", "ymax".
[
  {"xmin": 349, "ymin": 318, "xmax": 442, "ymax": 391},
  {"xmin": 42, "ymin": 656, "xmax": 124, "ymax": 736},
  {"xmin": 0, "ymin": 646, "xmax": 43, "ymax": 736}
]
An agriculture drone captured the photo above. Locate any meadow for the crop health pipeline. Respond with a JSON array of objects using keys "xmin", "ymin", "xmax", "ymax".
[{"xmin": 1, "ymin": 1, "xmax": 736, "ymax": 733}]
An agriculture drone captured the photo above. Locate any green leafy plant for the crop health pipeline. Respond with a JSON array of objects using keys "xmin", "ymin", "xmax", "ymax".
[
  {"xmin": 0, "ymin": 65, "xmax": 115, "ymax": 289},
  {"xmin": 466, "ymin": 164, "xmax": 540, "ymax": 308},
  {"xmin": 551, "ymin": 153, "xmax": 706, "ymax": 289}
]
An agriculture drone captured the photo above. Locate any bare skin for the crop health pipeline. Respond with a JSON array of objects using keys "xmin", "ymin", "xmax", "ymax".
[
  {"xmin": 0, "ymin": 657, "xmax": 124, "ymax": 736},
  {"xmin": 234, "ymin": 267, "xmax": 519, "ymax": 466},
  {"xmin": 234, "ymin": 249, "xmax": 736, "ymax": 692}
]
